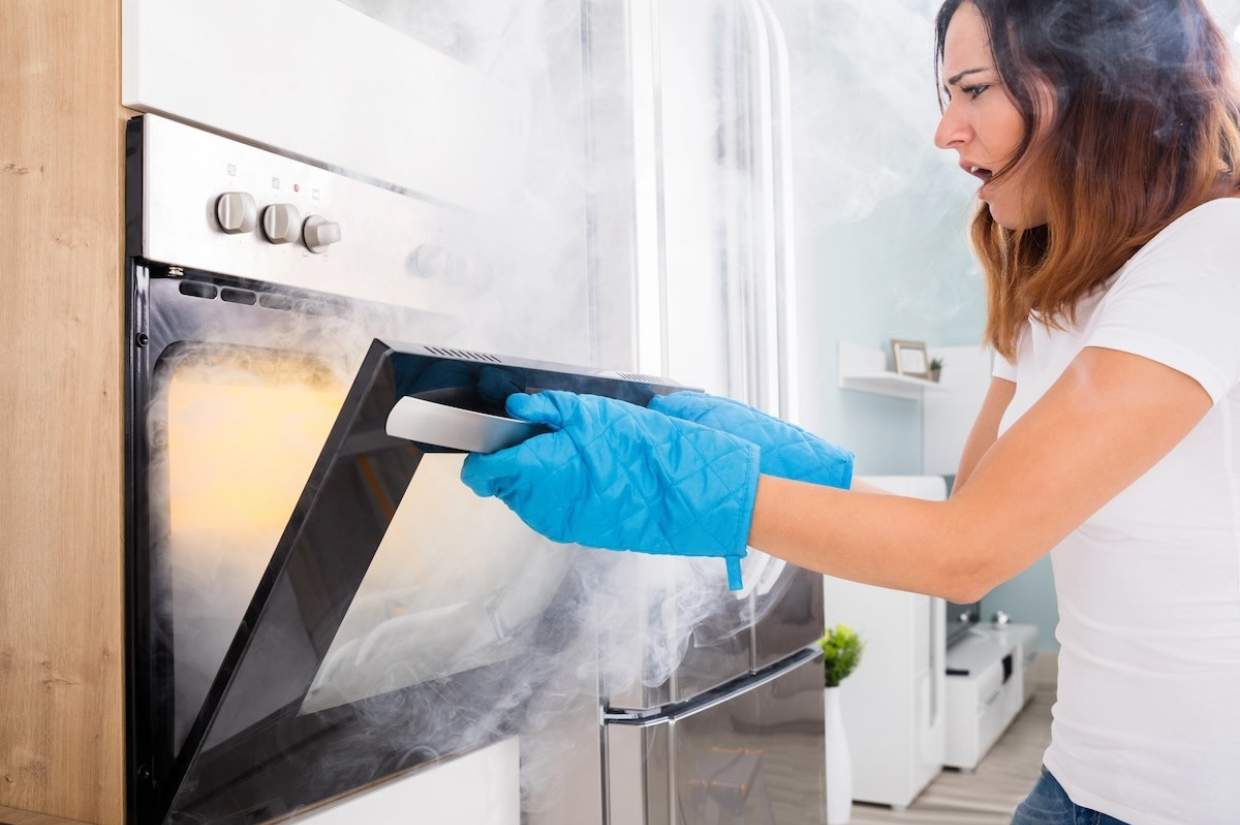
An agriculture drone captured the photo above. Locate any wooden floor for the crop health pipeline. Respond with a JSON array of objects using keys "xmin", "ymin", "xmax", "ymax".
[{"xmin": 850, "ymin": 653, "xmax": 1057, "ymax": 825}]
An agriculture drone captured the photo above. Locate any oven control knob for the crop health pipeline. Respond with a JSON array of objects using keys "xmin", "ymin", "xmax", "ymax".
[
  {"xmin": 303, "ymin": 215, "xmax": 341, "ymax": 253},
  {"xmin": 215, "ymin": 192, "xmax": 257, "ymax": 234},
  {"xmin": 261, "ymin": 203, "xmax": 301, "ymax": 244}
]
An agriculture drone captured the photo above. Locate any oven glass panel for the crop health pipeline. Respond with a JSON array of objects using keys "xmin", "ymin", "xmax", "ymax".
[
  {"xmin": 301, "ymin": 452, "xmax": 575, "ymax": 714},
  {"xmin": 157, "ymin": 350, "xmax": 348, "ymax": 749},
  {"xmin": 153, "ymin": 345, "xmax": 576, "ymax": 751}
]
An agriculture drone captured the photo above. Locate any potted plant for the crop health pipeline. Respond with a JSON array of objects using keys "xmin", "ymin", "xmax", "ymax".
[
  {"xmin": 821, "ymin": 624, "xmax": 864, "ymax": 825},
  {"xmin": 928, "ymin": 357, "xmax": 944, "ymax": 383}
]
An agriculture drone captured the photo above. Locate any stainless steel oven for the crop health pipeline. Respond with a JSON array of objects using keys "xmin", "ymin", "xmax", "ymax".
[
  {"xmin": 126, "ymin": 114, "xmax": 827, "ymax": 825},
  {"xmin": 124, "ymin": 113, "xmax": 669, "ymax": 824}
]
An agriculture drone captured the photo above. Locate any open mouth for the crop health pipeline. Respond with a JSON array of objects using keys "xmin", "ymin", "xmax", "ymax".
[{"xmin": 968, "ymin": 165, "xmax": 995, "ymax": 183}]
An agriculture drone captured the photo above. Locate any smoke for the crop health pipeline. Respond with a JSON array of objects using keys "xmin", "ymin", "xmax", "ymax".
[
  {"xmin": 768, "ymin": 0, "xmax": 967, "ymax": 226},
  {"xmin": 1209, "ymin": 1, "xmax": 1240, "ymax": 53},
  {"xmin": 148, "ymin": 339, "xmax": 794, "ymax": 817},
  {"xmin": 149, "ymin": 341, "xmax": 779, "ymax": 811},
  {"xmin": 142, "ymin": 3, "xmax": 812, "ymax": 822},
  {"xmin": 150, "ymin": 0, "xmax": 1240, "ymax": 818}
]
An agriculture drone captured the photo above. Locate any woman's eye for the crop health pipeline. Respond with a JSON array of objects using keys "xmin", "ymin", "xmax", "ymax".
[{"xmin": 963, "ymin": 84, "xmax": 989, "ymax": 100}]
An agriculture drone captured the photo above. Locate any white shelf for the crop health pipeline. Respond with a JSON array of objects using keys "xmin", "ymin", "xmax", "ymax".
[
  {"xmin": 837, "ymin": 342, "xmax": 946, "ymax": 400},
  {"xmin": 840, "ymin": 371, "xmax": 945, "ymax": 398}
]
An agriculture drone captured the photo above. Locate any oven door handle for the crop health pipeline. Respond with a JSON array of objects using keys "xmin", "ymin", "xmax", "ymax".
[{"xmin": 386, "ymin": 396, "xmax": 547, "ymax": 454}]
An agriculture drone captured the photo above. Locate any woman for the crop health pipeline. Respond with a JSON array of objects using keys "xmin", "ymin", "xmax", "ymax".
[{"xmin": 462, "ymin": 1, "xmax": 1240, "ymax": 822}]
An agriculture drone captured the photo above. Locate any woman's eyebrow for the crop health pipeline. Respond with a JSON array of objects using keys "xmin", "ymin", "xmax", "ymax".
[{"xmin": 946, "ymin": 67, "xmax": 989, "ymax": 86}]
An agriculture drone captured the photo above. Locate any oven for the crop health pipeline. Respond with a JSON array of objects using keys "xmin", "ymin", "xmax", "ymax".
[
  {"xmin": 125, "ymin": 111, "xmax": 827, "ymax": 825},
  {"xmin": 124, "ymin": 112, "xmax": 685, "ymax": 824}
]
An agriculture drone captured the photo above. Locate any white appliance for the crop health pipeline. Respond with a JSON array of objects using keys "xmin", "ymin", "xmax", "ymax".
[
  {"xmin": 599, "ymin": 7, "xmax": 830, "ymax": 823},
  {"xmin": 630, "ymin": 0, "xmax": 801, "ymax": 420},
  {"xmin": 823, "ymin": 475, "xmax": 947, "ymax": 810}
]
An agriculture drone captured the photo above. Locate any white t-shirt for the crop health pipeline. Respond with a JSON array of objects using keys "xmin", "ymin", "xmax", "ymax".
[{"xmin": 993, "ymin": 197, "xmax": 1240, "ymax": 825}]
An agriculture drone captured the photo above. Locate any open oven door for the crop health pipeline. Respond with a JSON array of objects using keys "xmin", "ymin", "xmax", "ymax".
[{"xmin": 142, "ymin": 338, "xmax": 689, "ymax": 825}]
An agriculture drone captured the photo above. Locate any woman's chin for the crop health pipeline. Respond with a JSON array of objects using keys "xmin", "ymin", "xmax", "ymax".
[
  {"xmin": 983, "ymin": 193, "xmax": 1049, "ymax": 231},
  {"xmin": 986, "ymin": 201, "xmax": 1028, "ymax": 231}
]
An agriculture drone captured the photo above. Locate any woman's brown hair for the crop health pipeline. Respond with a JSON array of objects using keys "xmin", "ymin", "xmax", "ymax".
[{"xmin": 935, "ymin": 0, "xmax": 1240, "ymax": 358}]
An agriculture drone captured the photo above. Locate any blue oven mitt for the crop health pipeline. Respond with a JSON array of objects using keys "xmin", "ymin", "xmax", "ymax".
[
  {"xmin": 460, "ymin": 390, "xmax": 761, "ymax": 590},
  {"xmin": 648, "ymin": 392, "xmax": 854, "ymax": 489}
]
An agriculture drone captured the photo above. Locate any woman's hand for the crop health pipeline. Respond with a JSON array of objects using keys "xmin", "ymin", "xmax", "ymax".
[
  {"xmin": 460, "ymin": 391, "xmax": 762, "ymax": 589},
  {"xmin": 648, "ymin": 391, "xmax": 854, "ymax": 489}
]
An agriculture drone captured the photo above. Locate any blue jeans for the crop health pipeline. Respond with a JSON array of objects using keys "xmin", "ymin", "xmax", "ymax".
[{"xmin": 1011, "ymin": 767, "xmax": 1130, "ymax": 825}]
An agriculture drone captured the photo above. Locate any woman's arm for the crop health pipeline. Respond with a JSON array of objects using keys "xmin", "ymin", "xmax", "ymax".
[
  {"xmin": 748, "ymin": 347, "xmax": 1212, "ymax": 602},
  {"xmin": 953, "ymin": 376, "xmax": 1016, "ymax": 493}
]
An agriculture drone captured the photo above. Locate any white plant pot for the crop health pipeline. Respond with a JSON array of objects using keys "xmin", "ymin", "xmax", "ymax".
[{"xmin": 825, "ymin": 686, "xmax": 852, "ymax": 824}]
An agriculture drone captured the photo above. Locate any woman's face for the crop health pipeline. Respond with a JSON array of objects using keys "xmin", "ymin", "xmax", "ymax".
[{"xmin": 935, "ymin": 2, "xmax": 1047, "ymax": 230}]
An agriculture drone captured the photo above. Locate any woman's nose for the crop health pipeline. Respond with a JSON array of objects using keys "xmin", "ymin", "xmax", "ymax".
[{"xmin": 934, "ymin": 103, "xmax": 972, "ymax": 151}]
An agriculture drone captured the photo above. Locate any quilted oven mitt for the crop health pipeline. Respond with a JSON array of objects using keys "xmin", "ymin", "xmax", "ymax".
[
  {"xmin": 648, "ymin": 391, "xmax": 854, "ymax": 489},
  {"xmin": 460, "ymin": 390, "xmax": 761, "ymax": 590}
]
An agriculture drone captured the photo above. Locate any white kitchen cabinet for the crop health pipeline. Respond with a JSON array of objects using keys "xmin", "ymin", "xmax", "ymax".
[
  {"xmin": 292, "ymin": 738, "xmax": 520, "ymax": 825},
  {"xmin": 943, "ymin": 623, "xmax": 1039, "ymax": 770},
  {"xmin": 824, "ymin": 476, "xmax": 948, "ymax": 810}
]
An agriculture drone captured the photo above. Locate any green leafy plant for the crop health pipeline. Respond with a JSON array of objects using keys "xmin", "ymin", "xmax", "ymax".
[
  {"xmin": 929, "ymin": 357, "xmax": 944, "ymax": 371},
  {"xmin": 820, "ymin": 624, "xmax": 864, "ymax": 688}
]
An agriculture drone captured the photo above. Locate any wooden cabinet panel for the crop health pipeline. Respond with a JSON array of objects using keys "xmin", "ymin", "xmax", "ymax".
[
  {"xmin": 0, "ymin": 803, "xmax": 92, "ymax": 825},
  {"xmin": 0, "ymin": 1, "xmax": 126, "ymax": 823}
]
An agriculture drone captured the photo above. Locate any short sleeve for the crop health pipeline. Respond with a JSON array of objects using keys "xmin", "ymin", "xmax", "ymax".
[
  {"xmin": 1084, "ymin": 200, "xmax": 1240, "ymax": 406},
  {"xmin": 992, "ymin": 351, "xmax": 1017, "ymax": 382}
]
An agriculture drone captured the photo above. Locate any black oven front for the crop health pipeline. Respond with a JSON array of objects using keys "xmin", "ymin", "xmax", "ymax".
[{"xmin": 125, "ymin": 262, "xmax": 686, "ymax": 825}]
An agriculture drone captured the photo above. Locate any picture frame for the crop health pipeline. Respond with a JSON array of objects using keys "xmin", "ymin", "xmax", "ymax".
[{"xmin": 890, "ymin": 339, "xmax": 930, "ymax": 378}]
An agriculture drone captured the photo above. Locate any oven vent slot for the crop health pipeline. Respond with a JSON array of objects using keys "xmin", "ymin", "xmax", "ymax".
[
  {"xmin": 259, "ymin": 293, "xmax": 296, "ymax": 311},
  {"xmin": 298, "ymin": 299, "xmax": 336, "ymax": 316},
  {"xmin": 178, "ymin": 281, "xmax": 218, "ymax": 300},
  {"xmin": 424, "ymin": 345, "xmax": 503, "ymax": 364},
  {"xmin": 219, "ymin": 287, "xmax": 258, "ymax": 306}
]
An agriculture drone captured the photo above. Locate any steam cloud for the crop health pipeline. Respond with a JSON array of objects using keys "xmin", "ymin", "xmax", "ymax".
[
  {"xmin": 151, "ymin": 2, "xmax": 796, "ymax": 820},
  {"xmin": 153, "ymin": 0, "xmax": 1240, "ymax": 819}
]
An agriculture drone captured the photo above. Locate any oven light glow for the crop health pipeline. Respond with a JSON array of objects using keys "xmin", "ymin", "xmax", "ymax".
[{"xmin": 166, "ymin": 356, "xmax": 345, "ymax": 535}]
